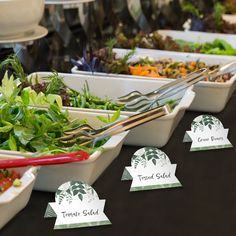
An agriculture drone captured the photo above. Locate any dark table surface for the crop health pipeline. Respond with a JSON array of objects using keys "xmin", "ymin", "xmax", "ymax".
[{"xmin": 2, "ymin": 92, "xmax": 236, "ymax": 236}]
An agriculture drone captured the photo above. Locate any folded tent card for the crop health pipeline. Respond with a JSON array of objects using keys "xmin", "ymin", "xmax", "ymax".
[
  {"xmin": 121, "ymin": 147, "xmax": 182, "ymax": 192},
  {"xmin": 44, "ymin": 181, "xmax": 111, "ymax": 230},
  {"xmin": 183, "ymin": 115, "xmax": 233, "ymax": 151}
]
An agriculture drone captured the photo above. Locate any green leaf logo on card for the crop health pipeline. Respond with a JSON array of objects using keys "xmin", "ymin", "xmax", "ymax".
[
  {"xmin": 184, "ymin": 115, "xmax": 233, "ymax": 151},
  {"xmin": 131, "ymin": 147, "xmax": 171, "ymax": 169},
  {"xmin": 122, "ymin": 147, "xmax": 182, "ymax": 191},
  {"xmin": 55, "ymin": 181, "xmax": 99, "ymax": 205},
  {"xmin": 191, "ymin": 115, "xmax": 223, "ymax": 132}
]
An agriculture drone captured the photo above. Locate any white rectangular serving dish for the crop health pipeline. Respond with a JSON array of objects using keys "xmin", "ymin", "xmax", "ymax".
[
  {"xmin": 157, "ymin": 30, "xmax": 236, "ymax": 48},
  {"xmin": 33, "ymin": 72, "xmax": 195, "ymax": 148},
  {"xmin": 0, "ymin": 155, "xmax": 37, "ymax": 229},
  {"xmin": 71, "ymin": 48, "xmax": 236, "ymax": 112},
  {"xmin": 158, "ymin": 29, "xmax": 236, "ymax": 48},
  {"xmin": 0, "ymin": 109, "xmax": 128, "ymax": 192}
]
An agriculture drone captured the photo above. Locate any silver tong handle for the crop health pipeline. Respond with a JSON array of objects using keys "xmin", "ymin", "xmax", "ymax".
[
  {"xmin": 146, "ymin": 68, "xmax": 208, "ymax": 99},
  {"xmin": 92, "ymin": 104, "xmax": 171, "ymax": 139}
]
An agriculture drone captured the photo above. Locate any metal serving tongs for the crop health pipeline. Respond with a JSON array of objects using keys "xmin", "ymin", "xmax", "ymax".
[
  {"xmin": 59, "ymin": 104, "xmax": 171, "ymax": 146},
  {"xmin": 208, "ymin": 60, "xmax": 236, "ymax": 81},
  {"xmin": 118, "ymin": 68, "xmax": 208, "ymax": 112},
  {"xmin": 117, "ymin": 68, "xmax": 208, "ymax": 103},
  {"xmin": 0, "ymin": 151, "xmax": 89, "ymax": 169}
]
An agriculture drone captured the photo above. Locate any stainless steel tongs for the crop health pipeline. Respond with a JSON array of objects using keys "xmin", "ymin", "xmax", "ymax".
[
  {"xmin": 118, "ymin": 68, "xmax": 208, "ymax": 112},
  {"xmin": 59, "ymin": 104, "xmax": 171, "ymax": 146}
]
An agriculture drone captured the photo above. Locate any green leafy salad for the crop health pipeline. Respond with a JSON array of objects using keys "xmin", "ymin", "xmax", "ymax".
[
  {"xmin": 0, "ymin": 72, "xmax": 119, "ymax": 156},
  {"xmin": 115, "ymin": 31, "xmax": 236, "ymax": 56},
  {"xmin": 0, "ymin": 55, "xmax": 124, "ymax": 111},
  {"xmin": 176, "ymin": 38, "xmax": 236, "ymax": 55}
]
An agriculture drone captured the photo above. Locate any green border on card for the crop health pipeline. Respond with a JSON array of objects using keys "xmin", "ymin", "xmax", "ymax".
[
  {"xmin": 121, "ymin": 168, "xmax": 132, "ymax": 181},
  {"xmin": 44, "ymin": 204, "xmax": 57, "ymax": 218},
  {"xmin": 54, "ymin": 220, "xmax": 111, "ymax": 230},
  {"xmin": 190, "ymin": 144, "xmax": 233, "ymax": 152},
  {"xmin": 130, "ymin": 182, "xmax": 182, "ymax": 192}
]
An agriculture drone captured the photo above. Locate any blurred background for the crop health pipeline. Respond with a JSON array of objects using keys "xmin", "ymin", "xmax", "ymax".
[{"xmin": 1, "ymin": 0, "xmax": 236, "ymax": 74}]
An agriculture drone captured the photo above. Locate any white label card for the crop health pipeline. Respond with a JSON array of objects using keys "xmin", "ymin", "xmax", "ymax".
[
  {"xmin": 184, "ymin": 115, "xmax": 233, "ymax": 151},
  {"xmin": 44, "ymin": 181, "xmax": 111, "ymax": 230},
  {"xmin": 121, "ymin": 147, "xmax": 182, "ymax": 192}
]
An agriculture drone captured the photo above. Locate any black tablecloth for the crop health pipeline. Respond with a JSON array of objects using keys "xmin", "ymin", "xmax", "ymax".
[{"xmin": 2, "ymin": 93, "xmax": 236, "ymax": 236}]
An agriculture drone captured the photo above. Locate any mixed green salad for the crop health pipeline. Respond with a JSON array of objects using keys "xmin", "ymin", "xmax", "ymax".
[
  {"xmin": 115, "ymin": 31, "xmax": 236, "ymax": 56},
  {"xmin": 0, "ymin": 71, "xmax": 120, "ymax": 156},
  {"xmin": 0, "ymin": 56, "xmax": 124, "ymax": 111},
  {"xmin": 175, "ymin": 38, "xmax": 236, "ymax": 55}
]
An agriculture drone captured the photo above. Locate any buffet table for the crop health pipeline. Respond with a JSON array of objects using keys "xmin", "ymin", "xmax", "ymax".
[{"xmin": 1, "ymin": 91, "xmax": 236, "ymax": 236}]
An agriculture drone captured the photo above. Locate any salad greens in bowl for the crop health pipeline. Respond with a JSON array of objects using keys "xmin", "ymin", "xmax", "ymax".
[
  {"xmin": 0, "ymin": 72, "xmax": 111, "ymax": 156},
  {"xmin": 0, "ymin": 60, "xmax": 129, "ymax": 191},
  {"xmin": 0, "ymin": 55, "xmax": 125, "ymax": 112}
]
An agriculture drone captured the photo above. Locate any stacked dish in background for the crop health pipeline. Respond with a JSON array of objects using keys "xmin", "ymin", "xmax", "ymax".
[{"xmin": 0, "ymin": 0, "xmax": 47, "ymax": 43}]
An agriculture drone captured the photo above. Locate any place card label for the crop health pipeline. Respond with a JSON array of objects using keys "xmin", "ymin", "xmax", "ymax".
[
  {"xmin": 44, "ymin": 181, "xmax": 111, "ymax": 230},
  {"xmin": 121, "ymin": 147, "xmax": 182, "ymax": 192},
  {"xmin": 183, "ymin": 115, "xmax": 233, "ymax": 151}
]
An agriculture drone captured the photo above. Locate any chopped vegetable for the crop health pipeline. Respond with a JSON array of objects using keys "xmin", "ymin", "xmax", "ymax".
[
  {"xmin": 129, "ymin": 65, "xmax": 161, "ymax": 77},
  {"xmin": 74, "ymin": 48, "xmax": 231, "ymax": 82},
  {"xmin": 71, "ymin": 38, "xmax": 233, "ymax": 83},
  {"xmin": 13, "ymin": 178, "xmax": 21, "ymax": 187},
  {"xmin": 128, "ymin": 58, "xmax": 229, "ymax": 81},
  {"xmin": 0, "ymin": 169, "xmax": 21, "ymax": 193}
]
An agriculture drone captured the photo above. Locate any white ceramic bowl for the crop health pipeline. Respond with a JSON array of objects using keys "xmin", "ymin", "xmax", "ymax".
[
  {"xmin": 0, "ymin": 110, "xmax": 129, "ymax": 192},
  {"xmin": 0, "ymin": 0, "xmax": 45, "ymax": 38},
  {"xmin": 31, "ymin": 72, "xmax": 195, "ymax": 147},
  {"xmin": 0, "ymin": 155, "xmax": 37, "ymax": 229}
]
